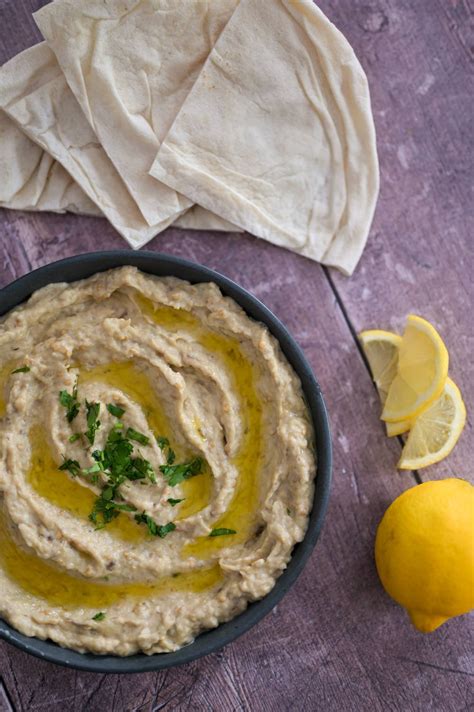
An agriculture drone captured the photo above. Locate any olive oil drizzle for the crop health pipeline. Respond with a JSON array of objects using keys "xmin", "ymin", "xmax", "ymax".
[
  {"xmin": 2, "ymin": 295, "xmax": 264, "ymax": 608},
  {"xmin": 79, "ymin": 361, "xmax": 214, "ymax": 520},
  {"xmin": 0, "ymin": 513, "xmax": 222, "ymax": 608},
  {"xmin": 136, "ymin": 295, "xmax": 264, "ymax": 558},
  {"xmin": 0, "ymin": 361, "xmax": 17, "ymax": 418},
  {"xmin": 27, "ymin": 424, "xmax": 146, "ymax": 543}
]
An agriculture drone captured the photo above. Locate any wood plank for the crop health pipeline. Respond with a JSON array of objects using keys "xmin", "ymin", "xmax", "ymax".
[
  {"xmin": 318, "ymin": 0, "xmax": 474, "ymax": 482},
  {"xmin": 0, "ymin": 1, "xmax": 472, "ymax": 711}
]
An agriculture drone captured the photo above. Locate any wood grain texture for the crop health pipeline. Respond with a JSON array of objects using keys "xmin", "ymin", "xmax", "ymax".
[
  {"xmin": 0, "ymin": 1, "xmax": 472, "ymax": 711},
  {"xmin": 317, "ymin": 0, "xmax": 474, "ymax": 483}
]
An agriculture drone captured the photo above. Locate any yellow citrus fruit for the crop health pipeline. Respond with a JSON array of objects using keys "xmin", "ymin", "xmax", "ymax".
[
  {"xmin": 359, "ymin": 330, "xmax": 414, "ymax": 437},
  {"xmin": 375, "ymin": 479, "xmax": 474, "ymax": 632},
  {"xmin": 398, "ymin": 378, "xmax": 466, "ymax": 469},
  {"xmin": 359, "ymin": 330, "xmax": 401, "ymax": 405},
  {"xmin": 382, "ymin": 315, "xmax": 449, "ymax": 422},
  {"xmin": 385, "ymin": 419, "xmax": 411, "ymax": 437}
]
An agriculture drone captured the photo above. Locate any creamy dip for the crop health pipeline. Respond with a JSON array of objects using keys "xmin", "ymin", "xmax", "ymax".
[{"xmin": 0, "ymin": 267, "xmax": 315, "ymax": 655}]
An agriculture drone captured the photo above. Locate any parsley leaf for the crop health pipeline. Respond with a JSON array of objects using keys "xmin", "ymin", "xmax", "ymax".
[
  {"xmin": 126, "ymin": 427, "xmax": 149, "ymax": 446},
  {"xmin": 134, "ymin": 513, "xmax": 176, "ymax": 538},
  {"xmin": 69, "ymin": 433, "xmax": 81, "ymax": 443},
  {"xmin": 83, "ymin": 462, "xmax": 102, "ymax": 475},
  {"xmin": 167, "ymin": 497, "xmax": 184, "ymax": 507},
  {"xmin": 59, "ymin": 383, "xmax": 80, "ymax": 422},
  {"xmin": 157, "ymin": 522, "xmax": 177, "ymax": 538},
  {"xmin": 156, "ymin": 436, "xmax": 169, "ymax": 450},
  {"xmin": 209, "ymin": 528, "xmax": 237, "ymax": 537},
  {"xmin": 92, "ymin": 612, "xmax": 106, "ymax": 621},
  {"xmin": 11, "ymin": 365, "xmax": 30, "ymax": 374},
  {"xmin": 85, "ymin": 401, "xmax": 101, "ymax": 445},
  {"xmin": 160, "ymin": 457, "xmax": 203, "ymax": 487},
  {"xmin": 106, "ymin": 403, "xmax": 125, "ymax": 419},
  {"xmin": 59, "ymin": 457, "xmax": 81, "ymax": 477},
  {"xmin": 167, "ymin": 448, "xmax": 176, "ymax": 465},
  {"xmin": 87, "ymin": 426, "xmax": 157, "ymax": 527}
]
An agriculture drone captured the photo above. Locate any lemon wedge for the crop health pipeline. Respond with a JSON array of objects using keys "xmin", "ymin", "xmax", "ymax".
[
  {"xmin": 385, "ymin": 419, "xmax": 411, "ymax": 437},
  {"xmin": 359, "ymin": 330, "xmax": 412, "ymax": 437},
  {"xmin": 359, "ymin": 330, "xmax": 401, "ymax": 405},
  {"xmin": 398, "ymin": 378, "xmax": 466, "ymax": 469},
  {"xmin": 382, "ymin": 315, "xmax": 449, "ymax": 422}
]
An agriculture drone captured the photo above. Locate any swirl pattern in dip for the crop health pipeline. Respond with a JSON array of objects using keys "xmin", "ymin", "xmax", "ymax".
[{"xmin": 0, "ymin": 267, "xmax": 315, "ymax": 655}]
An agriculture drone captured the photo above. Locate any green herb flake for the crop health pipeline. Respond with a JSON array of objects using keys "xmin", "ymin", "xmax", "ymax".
[
  {"xmin": 11, "ymin": 365, "xmax": 30, "ymax": 374},
  {"xmin": 209, "ymin": 528, "xmax": 237, "ymax": 537},
  {"xmin": 83, "ymin": 462, "xmax": 102, "ymax": 475},
  {"xmin": 156, "ymin": 436, "xmax": 169, "ymax": 450},
  {"xmin": 69, "ymin": 433, "xmax": 81, "ymax": 443},
  {"xmin": 167, "ymin": 448, "xmax": 176, "ymax": 465},
  {"xmin": 126, "ymin": 427, "xmax": 150, "ymax": 446},
  {"xmin": 106, "ymin": 403, "xmax": 125, "ymax": 419},
  {"xmin": 134, "ymin": 512, "xmax": 176, "ymax": 538},
  {"xmin": 157, "ymin": 522, "xmax": 177, "ymax": 538},
  {"xmin": 59, "ymin": 457, "xmax": 81, "ymax": 477},
  {"xmin": 92, "ymin": 612, "xmax": 106, "ymax": 621},
  {"xmin": 167, "ymin": 497, "xmax": 184, "ymax": 507},
  {"xmin": 160, "ymin": 457, "xmax": 203, "ymax": 487},
  {"xmin": 85, "ymin": 401, "xmax": 101, "ymax": 445},
  {"xmin": 59, "ymin": 383, "xmax": 80, "ymax": 422}
]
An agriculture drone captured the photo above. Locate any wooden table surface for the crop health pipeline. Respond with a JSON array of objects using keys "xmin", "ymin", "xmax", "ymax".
[{"xmin": 0, "ymin": 1, "xmax": 472, "ymax": 710}]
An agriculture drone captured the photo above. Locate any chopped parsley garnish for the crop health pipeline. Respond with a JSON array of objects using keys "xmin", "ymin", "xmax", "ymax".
[
  {"xmin": 92, "ymin": 612, "xmax": 106, "ymax": 621},
  {"xmin": 106, "ymin": 403, "xmax": 125, "ymax": 418},
  {"xmin": 160, "ymin": 457, "xmax": 203, "ymax": 487},
  {"xmin": 134, "ymin": 513, "xmax": 176, "ymax": 538},
  {"xmin": 59, "ymin": 457, "xmax": 81, "ymax": 477},
  {"xmin": 60, "ymin": 418, "xmax": 203, "ymax": 535},
  {"xmin": 126, "ymin": 427, "xmax": 150, "ymax": 446},
  {"xmin": 89, "ymin": 493, "xmax": 136, "ymax": 528},
  {"xmin": 59, "ymin": 383, "xmax": 80, "ymax": 422},
  {"xmin": 156, "ymin": 435, "xmax": 174, "ymax": 464},
  {"xmin": 85, "ymin": 401, "xmax": 101, "ymax": 445},
  {"xmin": 11, "ymin": 365, "xmax": 30, "ymax": 374},
  {"xmin": 86, "ymin": 426, "xmax": 157, "ymax": 527},
  {"xmin": 83, "ymin": 462, "xmax": 102, "ymax": 475},
  {"xmin": 209, "ymin": 528, "xmax": 237, "ymax": 537}
]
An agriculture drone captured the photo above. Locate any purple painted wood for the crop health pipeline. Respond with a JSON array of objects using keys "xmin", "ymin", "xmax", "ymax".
[
  {"xmin": 320, "ymin": 0, "xmax": 474, "ymax": 483},
  {"xmin": 0, "ymin": 1, "xmax": 472, "ymax": 711}
]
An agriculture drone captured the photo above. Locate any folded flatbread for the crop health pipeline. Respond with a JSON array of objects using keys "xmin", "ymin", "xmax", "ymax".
[
  {"xmin": 0, "ymin": 43, "xmax": 176, "ymax": 247},
  {"xmin": 0, "ymin": 110, "xmax": 100, "ymax": 215},
  {"xmin": 34, "ymin": 0, "xmax": 239, "ymax": 227},
  {"xmin": 174, "ymin": 206, "xmax": 241, "ymax": 232},
  {"xmin": 150, "ymin": 0, "xmax": 379, "ymax": 274},
  {"xmin": 0, "ymin": 101, "xmax": 239, "ymax": 231}
]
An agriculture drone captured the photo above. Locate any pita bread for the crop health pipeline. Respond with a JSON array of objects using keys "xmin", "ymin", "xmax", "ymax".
[
  {"xmin": 150, "ymin": 0, "xmax": 379, "ymax": 274},
  {"xmin": 0, "ymin": 107, "xmax": 238, "ymax": 231},
  {"xmin": 0, "ymin": 43, "xmax": 177, "ymax": 247},
  {"xmin": 174, "ymin": 205, "xmax": 242, "ymax": 232},
  {"xmin": 0, "ymin": 109, "xmax": 100, "ymax": 215},
  {"xmin": 34, "ymin": 0, "xmax": 239, "ymax": 227}
]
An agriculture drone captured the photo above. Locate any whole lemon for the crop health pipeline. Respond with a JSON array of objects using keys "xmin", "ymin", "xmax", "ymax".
[{"xmin": 375, "ymin": 478, "xmax": 474, "ymax": 632}]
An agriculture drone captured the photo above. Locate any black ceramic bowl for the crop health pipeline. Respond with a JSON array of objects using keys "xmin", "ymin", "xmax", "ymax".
[{"xmin": 0, "ymin": 250, "xmax": 331, "ymax": 673}]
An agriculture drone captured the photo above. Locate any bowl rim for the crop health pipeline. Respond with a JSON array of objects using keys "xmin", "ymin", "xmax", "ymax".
[{"xmin": 0, "ymin": 250, "xmax": 332, "ymax": 673}]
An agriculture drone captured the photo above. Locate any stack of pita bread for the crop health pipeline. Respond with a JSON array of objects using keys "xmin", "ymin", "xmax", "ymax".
[{"xmin": 0, "ymin": 0, "xmax": 379, "ymax": 274}]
